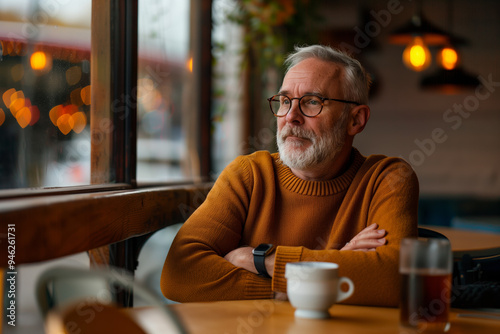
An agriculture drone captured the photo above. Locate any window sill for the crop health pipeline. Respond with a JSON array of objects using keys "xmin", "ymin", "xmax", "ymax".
[{"xmin": 0, "ymin": 182, "xmax": 213, "ymax": 266}]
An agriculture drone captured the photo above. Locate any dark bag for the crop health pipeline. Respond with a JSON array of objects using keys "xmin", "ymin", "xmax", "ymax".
[
  {"xmin": 418, "ymin": 227, "xmax": 500, "ymax": 309},
  {"xmin": 451, "ymin": 253, "xmax": 500, "ymax": 309}
]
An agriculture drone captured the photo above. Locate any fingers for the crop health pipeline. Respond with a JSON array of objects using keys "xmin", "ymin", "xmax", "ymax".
[
  {"xmin": 343, "ymin": 237, "xmax": 386, "ymax": 251},
  {"xmin": 341, "ymin": 223, "xmax": 387, "ymax": 251},
  {"xmin": 363, "ymin": 223, "xmax": 379, "ymax": 231}
]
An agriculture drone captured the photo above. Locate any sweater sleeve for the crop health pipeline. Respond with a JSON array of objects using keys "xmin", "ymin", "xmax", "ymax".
[
  {"xmin": 272, "ymin": 158, "xmax": 419, "ymax": 307},
  {"xmin": 161, "ymin": 156, "xmax": 273, "ymax": 302}
]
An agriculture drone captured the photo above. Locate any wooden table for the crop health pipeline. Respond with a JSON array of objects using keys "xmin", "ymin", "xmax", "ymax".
[
  {"xmin": 128, "ymin": 299, "xmax": 500, "ymax": 334},
  {"xmin": 426, "ymin": 225, "xmax": 500, "ymax": 258}
]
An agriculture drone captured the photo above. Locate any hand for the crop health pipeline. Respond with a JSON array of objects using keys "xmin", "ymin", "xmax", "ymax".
[
  {"xmin": 274, "ymin": 291, "xmax": 288, "ymax": 301},
  {"xmin": 341, "ymin": 223, "xmax": 386, "ymax": 251},
  {"xmin": 224, "ymin": 246, "xmax": 257, "ymax": 274},
  {"xmin": 224, "ymin": 246, "xmax": 276, "ymax": 277}
]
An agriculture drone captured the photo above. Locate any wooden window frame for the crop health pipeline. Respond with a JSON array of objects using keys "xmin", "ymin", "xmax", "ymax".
[{"xmin": 0, "ymin": 0, "xmax": 214, "ymax": 274}]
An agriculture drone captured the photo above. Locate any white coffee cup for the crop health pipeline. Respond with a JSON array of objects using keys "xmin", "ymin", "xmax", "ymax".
[{"xmin": 285, "ymin": 262, "xmax": 354, "ymax": 319}]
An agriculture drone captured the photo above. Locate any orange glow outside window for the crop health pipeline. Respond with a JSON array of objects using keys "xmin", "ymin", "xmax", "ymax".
[{"xmin": 30, "ymin": 51, "xmax": 52, "ymax": 71}]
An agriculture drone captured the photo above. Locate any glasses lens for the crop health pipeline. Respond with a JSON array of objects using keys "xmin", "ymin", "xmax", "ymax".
[
  {"xmin": 270, "ymin": 95, "xmax": 290, "ymax": 116},
  {"xmin": 300, "ymin": 95, "xmax": 323, "ymax": 116}
]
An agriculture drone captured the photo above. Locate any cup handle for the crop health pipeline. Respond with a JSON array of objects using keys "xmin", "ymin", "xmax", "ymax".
[{"xmin": 336, "ymin": 277, "xmax": 354, "ymax": 302}]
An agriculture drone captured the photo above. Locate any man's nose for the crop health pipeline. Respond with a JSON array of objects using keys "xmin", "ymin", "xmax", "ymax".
[{"xmin": 285, "ymin": 99, "xmax": 304, "ymax": 124}]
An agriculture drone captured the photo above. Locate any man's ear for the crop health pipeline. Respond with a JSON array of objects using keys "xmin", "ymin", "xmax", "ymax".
[{"xmin": 347, "ymin": 105, "xmax": 370, "ymax": 136}]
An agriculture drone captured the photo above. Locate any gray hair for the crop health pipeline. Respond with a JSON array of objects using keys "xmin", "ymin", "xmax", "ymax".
[{"xmin": 284, "ymin": 45, "xmax": 371, "ymax": 105}]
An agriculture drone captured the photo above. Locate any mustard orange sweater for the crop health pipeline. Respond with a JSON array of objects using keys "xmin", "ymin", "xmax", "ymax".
[{"xmin": 161, "ymin": 148, "xmax": 419, "ymax": 307}]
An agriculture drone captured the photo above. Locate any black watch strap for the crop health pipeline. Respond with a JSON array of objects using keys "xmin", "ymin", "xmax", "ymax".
[
  {"xmin": 254, "ymin": 252, "xmax": 270, "ymax": 278},
  {"xmin": 252, "ymin": 243, "xmax": 274, "ymax": 278}
]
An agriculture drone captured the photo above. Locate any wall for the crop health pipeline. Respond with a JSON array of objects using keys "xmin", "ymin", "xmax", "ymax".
[{"xmin": 319, "ymin": 0, "xmax": 500, "ymax": 198}]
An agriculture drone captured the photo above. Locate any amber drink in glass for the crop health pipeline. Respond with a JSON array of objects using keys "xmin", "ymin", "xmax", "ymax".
[{"xmin": 399, "ymin": 238, "xmax": 452, "ymax": 332}]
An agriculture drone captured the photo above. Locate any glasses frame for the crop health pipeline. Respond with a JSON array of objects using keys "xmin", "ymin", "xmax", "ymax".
[{"xmin": 267, "ymin": 94, "xmax": 361, "ymax": 118}]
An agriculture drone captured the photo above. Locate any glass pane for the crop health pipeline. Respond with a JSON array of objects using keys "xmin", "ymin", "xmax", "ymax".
[
  {"xmin": 211, "ymin": 0, "xmax": 245, "ymax": 175},
  {"xmin": 0, "ymin": 1, "xmax": 92, "ymax": 189},
  {"xmin": 137, "ymin": 0, "xmax": 195, "ymax": 183},
  {"xmin": 211, "ymin": 0, "xmax": 279, "ymax": 176}
]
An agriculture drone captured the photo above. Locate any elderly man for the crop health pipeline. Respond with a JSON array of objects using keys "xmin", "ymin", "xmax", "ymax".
[{"xmin": 161, "ymin": 45, "xmax": 418, "ymax": 307}]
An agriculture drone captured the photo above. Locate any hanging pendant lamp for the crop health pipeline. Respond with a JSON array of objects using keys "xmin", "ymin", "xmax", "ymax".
[
  {"xmin": 419, "ymin": 1, "xmax": 480, "ymax": 94},
  {"xmin": 420, "ymin": 67, "xmax": 481, "ymax": 94},
  {"xmin": 420, "ymin": 44, "xmax": 480, "ymax": 94},
  {"xmin": 388, "ymin": 13, "xmax": 450, "ymax": 46},
  {"xmin": 388, "ymin": 1, "xmax": 450, "ymax": 72}
]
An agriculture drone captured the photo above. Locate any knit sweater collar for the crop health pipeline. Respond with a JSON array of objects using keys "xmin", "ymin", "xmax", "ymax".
[{"xmin": 274, "ymin": 147, "xmax": 365, "ymax": 196}]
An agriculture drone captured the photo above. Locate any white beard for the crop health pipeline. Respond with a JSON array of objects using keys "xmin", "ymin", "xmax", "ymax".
[{"xmin": 277, "ymin": 114, "xmax": 348, "ymax": 170}]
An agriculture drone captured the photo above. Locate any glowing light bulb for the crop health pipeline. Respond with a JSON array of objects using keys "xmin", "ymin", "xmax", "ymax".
[
  {"xmin": 402, "ymin": 37, "xmax": 431, "ymax": 72},
  {"xmin": 439, "ymin": 47, "xmax": 459, "ymax": 70}
]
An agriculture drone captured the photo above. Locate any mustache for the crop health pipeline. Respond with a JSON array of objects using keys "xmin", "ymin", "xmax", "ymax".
[{"xmin": 279, "ymin": 126, "xmax": 316, "ymax": 141}]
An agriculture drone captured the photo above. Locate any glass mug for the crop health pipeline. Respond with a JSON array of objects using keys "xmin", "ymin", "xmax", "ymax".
[{"xmin": 399, "ymin": 238, "xmax": 453, "ymax": 332}]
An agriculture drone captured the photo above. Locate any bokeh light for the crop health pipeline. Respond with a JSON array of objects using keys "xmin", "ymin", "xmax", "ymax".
[
  {"xmin": 31, "ymin": 51, "xmax": 46, "ymax": 68},
  {"xmin": 16, "ymin": 106, "xmax": 31, "ymax": 128},
  {"xmin": 2, "ymin": 41, "xmax": 12, "ymax": 56},
  {"xmin": 71, "ymin": 88, "xmax": 84, "ymax": 106},
  {"xmin": 9, "ymin": 91, "xmax": 26, "ymax": 117},
  {"xmin": 0, "ymin": 108, "xmax": 5, "ymax": 126},
  {"xmin": 1, "ymin": 41, "xmax": 26, "ymax": 57},
  {"xmin": 63, "ymin": 104, "xmax": 79, "ymax": 116},
  {"xmin": 49, "ymin": 105, "xmax": 65, "ymax": 126},
  {"xmin": 13, "ymin": 42, "xmax": 26, "ymax": 56},
  {"xmin": 29, "ymin": 105, "xmax": 40, "ymax": 126},
  {"xmin": 71, "ymin": 112, "xmax": 87, "ymax": 133},
  {"xmin": 2, "ymin": 89, "xmax": 41, "ymax": 127},
  {"xmin": 49, "ymin": 103, "xmax": 87, "ymax": 134},
  {"xmin": 2, "ymin": 88, "xmax": 16, "ymax": 108},
  {"xmin": 66, "ymin": 66, "xmax": 82, "ymax": 86},
  {"xmin": 3, "ymin": 89, "xmax": 41, "ymax": 128},
  {"xmin": 30, "ymin": 51, "xmax": 52, "ymax": 72},
  {"xmin": 57, "ymin": 114, "xmax": 73, "ymax": 135},
  {"xmin": 11, "ymin": 64, "xmax": 24, "ymax": 82},
  {"xmin": 80, "ymin": 85, "xmax": 91, "ymax": 105},
  {"xmin": 439, "ymin": 47, "xmax": 459, "ymax": 70},
  {"xmin": 402, "ymin": 37, "xmax": 431, "ymax": 72},
  {"xmin": 139, "ymin": 88, "xmax": 163, "ymax": 111}
]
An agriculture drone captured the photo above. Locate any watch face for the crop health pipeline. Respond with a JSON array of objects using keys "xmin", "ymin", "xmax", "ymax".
[{"xmin": 253, "ymin": 243, "xmax": 274, "ymax": 255}]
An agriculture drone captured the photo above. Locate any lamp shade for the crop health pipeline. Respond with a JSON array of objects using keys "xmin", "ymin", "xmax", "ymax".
[
  {"xmin": 389, "ymin": 14, "xmax": 450, "ymax": 45},
  {"xmin": 420, "ymin": 67, "xmax": 481, "ymax": 94}
]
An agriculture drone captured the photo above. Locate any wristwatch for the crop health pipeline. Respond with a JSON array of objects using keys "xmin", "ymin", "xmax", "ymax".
[{"xmin": 252, "ymin": 243, "xmax": 275, "ymax": 278}]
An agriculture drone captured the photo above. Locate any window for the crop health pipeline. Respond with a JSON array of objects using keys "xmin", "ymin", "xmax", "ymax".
[
  {"xmin": 0, "ymin": 1, "xmax": 215, "ymax": 314},
  {"xmin": 0, "ymin": 0, "xmax": 213, "ymax": 191},
  {"xmin": 0, "ymin": 1, "xmax": 92, "ymax": 189},
  {"xmin": 137, "ymin": 0, "xmax": 195, "ymax": 183}
]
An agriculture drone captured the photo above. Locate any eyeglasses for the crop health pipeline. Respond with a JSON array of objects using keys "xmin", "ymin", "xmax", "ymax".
[{"xmin": 267, "ymin": 94, "xmax": 360, "ymax": 118}]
